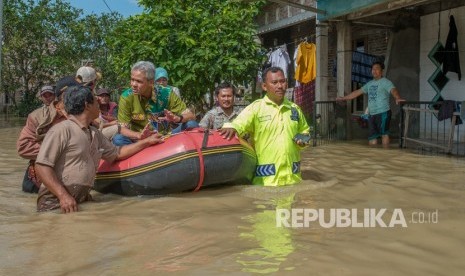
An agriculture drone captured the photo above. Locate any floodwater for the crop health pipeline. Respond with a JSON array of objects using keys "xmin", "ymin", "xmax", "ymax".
[{"xmin": 1, "ymin": 118, "xmax": 465, "ymax": 275}]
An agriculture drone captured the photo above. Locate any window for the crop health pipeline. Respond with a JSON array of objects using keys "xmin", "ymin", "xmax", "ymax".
[{"xmin": 352, "ymin": 38, "xmax": 367, "ymax": 113}]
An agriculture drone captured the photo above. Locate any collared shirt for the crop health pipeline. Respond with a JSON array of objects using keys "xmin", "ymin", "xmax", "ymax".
[
  {"xmin": 118, "ymin": 86, "xmax": 186, "ymax": 132},
  {"xmin": 199, "ymin": 106, "xmax": 241, "ymax": 129},
  {"xmin": 17, "ymin": 104, "xmax": 66, "ymax": 160},
  {"xmin": 223, "ymin": 95, "xmax": 309, "ymax": 186},
  {"xmin": 36, "ymin": 116, "xmax": 119, "ymax": 202}
]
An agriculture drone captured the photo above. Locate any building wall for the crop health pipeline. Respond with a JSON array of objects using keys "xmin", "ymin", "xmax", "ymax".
[
  {"xmin": 419, "ymin": 6, "xmax": 465, "ymax": 142},
  {"xmin": 326, "ymin": 22, "xmax": 418, "ymax": 139},
  {"xmin": 326, "ymin": 24, "xmax": 391, "ymax": 100},
  {"xmin": 420, "ymin": 7, "xmax": 465, "ymax": 103},
  {"xmin": 256, "ymin": 0, "xmax": 316, "ymax": 27}
]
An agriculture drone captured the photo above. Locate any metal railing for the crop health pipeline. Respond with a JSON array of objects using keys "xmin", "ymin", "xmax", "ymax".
[
  {"xmin": 399, "ymin": 101, "xmax": 465, "ymax": 156},
  {"xmin": 311, "ymin": 101, "xmax": 347, "ymax": 146}
]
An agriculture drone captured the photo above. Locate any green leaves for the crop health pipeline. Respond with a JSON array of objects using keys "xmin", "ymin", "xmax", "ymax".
[
  {"xmin": 2, "ymin": 0, "xmax": 124, "ymax": 113},
  {"xmin": 108, "ymin": 0, "xmax": 265, "ymax": 109},
  {"xmin": 3, "ymin": 0, "xmax": 266, "ymax": 115}
]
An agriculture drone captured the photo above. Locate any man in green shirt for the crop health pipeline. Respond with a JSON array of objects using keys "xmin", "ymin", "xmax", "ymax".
[{"xmin": 113, "ymin": 61, "xmax": 197, "ymax": 146}]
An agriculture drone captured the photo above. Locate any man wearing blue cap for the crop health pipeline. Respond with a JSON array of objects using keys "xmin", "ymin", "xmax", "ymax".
[{"xmin": 155, "ymin": 67, "xmax": 181, "ymax": 98}]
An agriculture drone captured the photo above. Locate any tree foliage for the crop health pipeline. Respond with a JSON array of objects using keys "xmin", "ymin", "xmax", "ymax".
[
  {"xmin": 1, "ymin": 0, "xmax": 123, "ymax": 115},
  {"xmin": 108, "ymin": 0, "xmax": 265, "ymax": 110}
]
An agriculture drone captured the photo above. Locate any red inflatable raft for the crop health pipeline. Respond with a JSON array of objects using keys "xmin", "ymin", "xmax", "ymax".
[{"xmin": 94, "ymin": 129, "xmax": 257, "ymax": 196}]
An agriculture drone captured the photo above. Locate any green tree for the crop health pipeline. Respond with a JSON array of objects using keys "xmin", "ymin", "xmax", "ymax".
[
  {"xmin": 1, "ymin": 0, "xmax": 123, "ymax": 115},
  {"xmin": 2, "ymin": 0, "xmax": 80, "ymax": 114},
  {"xmin": 108, "ymin": 0, "xmax": 265, "ymax": 111},
  {"xmin": 74, "ymin": 12, "xmax": 124, "ymax": 94}
]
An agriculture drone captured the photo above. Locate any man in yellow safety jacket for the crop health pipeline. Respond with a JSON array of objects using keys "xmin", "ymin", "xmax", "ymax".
[{"xmin": 221, "ymin": 66, "xmax": 310, "ymax": 186}]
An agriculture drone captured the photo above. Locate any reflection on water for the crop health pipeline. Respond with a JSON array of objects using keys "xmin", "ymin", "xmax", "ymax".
[
  {"xmin": 1, "ymin": 121, "xmax": 465, "ymax": 275},
  {"xmin": 237, "ymin": 191, "xmax": 296, "ymax": 274}
]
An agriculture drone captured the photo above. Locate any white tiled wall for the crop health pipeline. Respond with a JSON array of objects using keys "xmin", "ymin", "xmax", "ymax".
[{"xmin": 420, "ymin": 7, "xmax": 465, "ymax": 101}]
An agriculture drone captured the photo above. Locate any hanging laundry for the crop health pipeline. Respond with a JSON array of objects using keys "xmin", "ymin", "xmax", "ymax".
[
  {"xmin": 293, "ymin": 80, "xmax": 315, "ymax": 120},
  {"xmin": 294, "ymin": 42, "xmax": 316, "ymax": 84},
  {"xmin": 442, "ymin": 15, "xmax": 461, "ymax": 80},
  {"xmin": 269, "ymin": 45, "xmax": 291, "ymax": 79},
  {"xmin": 257, "ymin": 49, "xmax": 273, "ymax": 83},
  {"xmin": 293, "ymin": 46, "xmax": 301, "ymax": 87},
  {"xmin": 352, "ymin": 51, "xmax": 382, "ymax": 84},
  {"xmin": 438, "ymin": 100, "xmax": 462, "ymax": 125},
  {"xmin": 333, "ymin": 52, "xmax": 383, "ymax": 84}
]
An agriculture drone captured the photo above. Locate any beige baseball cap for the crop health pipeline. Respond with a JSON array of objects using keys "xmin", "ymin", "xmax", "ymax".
[{"xmin": 76, "ymin": 66, "xmax": 97, "ymax": 83}]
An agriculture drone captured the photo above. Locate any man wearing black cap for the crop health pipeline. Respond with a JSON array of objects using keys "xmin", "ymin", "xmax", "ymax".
[
  {"xmin": 95, "ymin": 88, "xmax": 118, "ymax": 123},
  {"xmin": 16, "ymin": 76, "xmax": 78, "ymax": 193},
  {"xmin": 93, "ymin": 88, "xmax": 120, "ymax": 140}
]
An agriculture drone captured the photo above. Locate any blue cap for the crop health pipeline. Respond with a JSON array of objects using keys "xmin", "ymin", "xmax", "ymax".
[{"xmin": 155, "ymin": 67, "xmax": 169, "ymax": 81}]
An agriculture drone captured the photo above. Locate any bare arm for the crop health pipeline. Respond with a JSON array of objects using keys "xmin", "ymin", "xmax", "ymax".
[
  {"xmin": 391, "ymin": 88, "xmax": 405, "ymax": 104},
  {"xmin": 119, "ymin": 125, "xmax": 145, "ymax": 140},
  {"xmin": 162, "ymin": 108, "xmax": 196, "ymax": 123},
  {"xmin": 17, "ymin": 115, "xmax": 41, "ymax": 160},
  {"xmin": 336, "ymin": 89, "xmax": 364, "ymax": 101},
  {"xmin": 116, "ymin": 133, "xmax": 164, "ymax": 160},
  {"xmin": 35, "ymin": 163, "xmax": 78, "ymax": 213},
  {"xmin": 180, "ymin": 108, "xmax": 196, "ymax": 122},
  {"xmin": 93, "ymin": 118, "xmax": 118, "ymax": 129}
]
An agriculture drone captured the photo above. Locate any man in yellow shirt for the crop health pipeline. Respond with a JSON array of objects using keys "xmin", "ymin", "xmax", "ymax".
[{"xmin": 221, "ymin": 67, "xmax": 310, "ymax": 186}]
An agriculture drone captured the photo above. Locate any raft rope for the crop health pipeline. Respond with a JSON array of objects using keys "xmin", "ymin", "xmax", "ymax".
[
  {"xmin": 201, "ymin": 128, "xmax": 210, "ymax": 149},
  {"xmin": 185, "ymin": 129, "xmax": 207, "ymax": 192}
]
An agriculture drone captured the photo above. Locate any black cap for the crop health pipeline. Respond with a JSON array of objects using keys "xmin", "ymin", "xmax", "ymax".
[
  {"xmin": 55, "ymin": 76, "xmax": 79, "ymax": 99},
  {"xmin": 96, "ymin": 88, "xmax": 111, "ymax": 96}
]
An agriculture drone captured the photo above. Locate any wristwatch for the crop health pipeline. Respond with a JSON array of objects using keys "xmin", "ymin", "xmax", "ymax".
[{"xmin": 177, "ymin": 115, "xmax": 184, "ymax": 123}]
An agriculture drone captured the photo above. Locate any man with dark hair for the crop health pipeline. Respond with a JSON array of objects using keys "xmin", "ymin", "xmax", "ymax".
[
  {"xmin": 35, "ymin": 86, "xmax": 163, "ymax": 213},
  {"xmin": 337, "ymin": 61, "xmax": 405, "ymax": 146},
  {"xmin": 221, "ymin": 67, "xmax": 310, "ymax": 186},
  {"xmin": 16, "ymin": 77, "xmax": 77, "ymax": 193},
  {"xmin": 199, "ymin": 82, "xmax": 241, "ymax": 129}
]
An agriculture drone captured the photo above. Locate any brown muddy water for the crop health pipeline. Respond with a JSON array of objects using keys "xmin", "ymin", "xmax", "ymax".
[{"xmin": 1, "ymin": 118, "xmax": 465, "ymax": 275}]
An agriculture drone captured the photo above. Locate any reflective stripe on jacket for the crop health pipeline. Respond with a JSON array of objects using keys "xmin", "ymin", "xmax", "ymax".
[{"xmin": 223, "ymin": 95, "xmax": 309, "ymax": 186}]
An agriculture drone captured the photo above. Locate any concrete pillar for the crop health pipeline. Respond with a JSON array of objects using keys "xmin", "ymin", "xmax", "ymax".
[
  {"xmin": 314, "ymin": 22, "xmax": 329, "ymax": 138},
  {"xmin": 336, "ymin": 21, "xmax": 352, "ymax": 139},
  {"xmin": 336, "ymin": 21, "xmax": 352, "ymax": 97},
  {"xmin": 315, "ymin": 23, "xmax": 328, "ymax": 102}
]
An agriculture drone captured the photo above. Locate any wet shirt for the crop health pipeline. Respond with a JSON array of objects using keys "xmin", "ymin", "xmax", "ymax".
[
  {"xmin": 36, "ymin": 116, "xmax": 119, "ymax": 206},
  {"xmin": 199, "ymin": 106, "xmax": 241, "ymax": 129},
  {"xmin": 361, "ymin": 77, "xmax": 395, "ymax": 115},
  {"xmin": 223, "ymin": 95, "xmax": 309, "ymax": 186},
  {"xmin": 118, "ymin": 86, "xmax": 186, "ymax": 132},
  {"xmin": 17, "ymin": 105, "xmax": 65, "ymax": 160}
]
